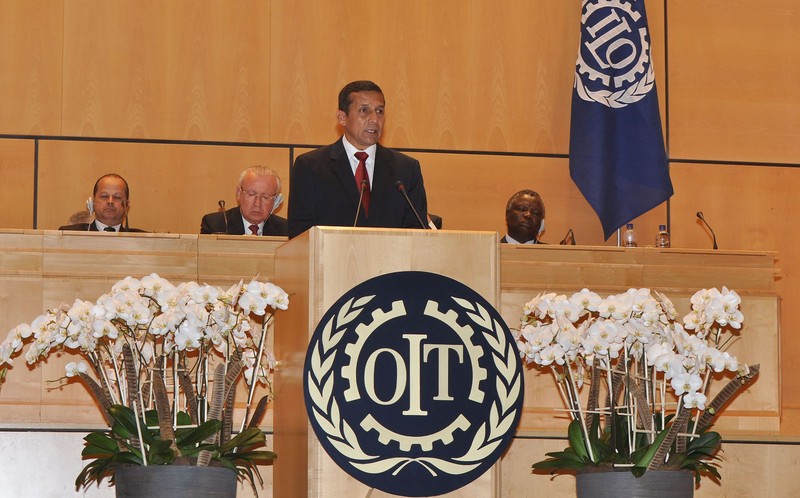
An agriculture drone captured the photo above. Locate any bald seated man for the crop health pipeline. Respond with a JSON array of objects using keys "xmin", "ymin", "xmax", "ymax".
[
  {"xmin": 200, "ymin": 166, "xmax": 288, "ymax": 236},
  {"xmin": 59, "ymin": 173, "xmax": 146, "ymax": 232}
]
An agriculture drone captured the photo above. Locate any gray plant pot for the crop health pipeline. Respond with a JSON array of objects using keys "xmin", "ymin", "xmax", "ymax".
[
  {"xmin": 114, "ymin": 465, "xmax": 238, "ymax": 498},
  {"xmin": 576, "ymin": 468, "xmax": 694, "ymax": 498}
]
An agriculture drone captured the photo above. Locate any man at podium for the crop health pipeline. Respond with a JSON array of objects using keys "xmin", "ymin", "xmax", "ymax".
[{"xmin": 287, "ymin": 80, "xmax": 428, "ymax": 238}]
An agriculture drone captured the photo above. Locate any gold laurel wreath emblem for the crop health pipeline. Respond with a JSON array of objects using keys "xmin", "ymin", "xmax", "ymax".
[{"xmin": 306, "ymin": 295, "xmax": 522, "ymax": 478}]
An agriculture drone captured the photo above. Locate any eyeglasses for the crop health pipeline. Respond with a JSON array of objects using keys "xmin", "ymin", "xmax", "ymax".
[{"xmin": 239, "ymin": 189, "xmax": 278, "ymax": 203}]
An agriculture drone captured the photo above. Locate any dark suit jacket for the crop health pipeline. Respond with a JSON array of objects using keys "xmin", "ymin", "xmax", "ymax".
[
  {"xmin": 500, "ymin": 235, "xmax": 543, "ymax": 244},
  {"xmin": 58, "ymin": 221, "xmax": 146, "ymax": 232},
  {"xmin": 200, "ymin": 206, "xmax": 288, "ymax": 236},
  {"xmin": 288, "ymin": 139, "xmax": 428, "ymax": 238}
]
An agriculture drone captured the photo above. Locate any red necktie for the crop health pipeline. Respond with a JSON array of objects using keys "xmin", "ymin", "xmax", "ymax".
[
  {"xmin": 354, "ymin": 151, "xmax": 370, "ymax": 215},
  {"xmin": 249, "ymin": 224, "xmax": 259, "ymax": 235}
]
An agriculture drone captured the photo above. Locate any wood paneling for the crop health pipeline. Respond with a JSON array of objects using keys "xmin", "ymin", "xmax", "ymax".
[
  {"xmin": 62, "ymin": 1, "xmax": 270, "ymax": 141},
  {"xmin": 0, "ymin": 140, "xmax": 35, "ymax": 229},
  {"xmin": 417, "ymin": 151, "xmax": 667, "ymax": 245},
  {"xmin": 668, "ymin": 1, "xmax": 800, "ymax": 163},
  {"xmin": 270, "ymin": 1, "xmax": 579, "ymax": 152},
  {"xmin": 670, "ymin": 162, "xmax": 800, "ymax": 410},
  {"xmin": 0, "ymin": 1, "xmax": 63, "ymax": 135},
  {"xmin": 36, "ymin": 140, "xmax": 291, "ymax": 234}
]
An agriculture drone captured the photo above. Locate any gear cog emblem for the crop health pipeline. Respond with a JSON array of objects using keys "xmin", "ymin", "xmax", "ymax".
[
  {"xmin": 575, "ymin": 0, "xmax": 657, "ymax": 108},
  {"xmin": 304, "ymin": 271, "xmax": 524, "ymax": 497}
]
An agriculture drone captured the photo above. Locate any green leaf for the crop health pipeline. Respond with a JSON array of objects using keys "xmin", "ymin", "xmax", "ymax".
[
  {"xmin": 633, "ymin": 425, "xmax": 672, "ymax": 468},
  {"xmin": 109, "ymin": 404, "xmax": 157, "ymax": 444},
  {"xmin": 81, "ymin": 444, "xmax": 116, "ymax": 458},
  {"xmin": 84, "ymin": 431, "xmax": 119, "ymax": 452},
  {"xmin": 542, "ymin": 450, "xmax": 586, "ymax": 463},
  {"xmin": 113, "ymin": 452, "xmax": 145, "ymax": 465},
  {"xmin": 177, "ymin": 420, "xmax": 222, "ymax": 447},
  {"xmin": 687, "ymin": 431, "xmax": 721, "ymax": 451},
  {"xmin": 176, "ymin": 411, "xmax": 192, "ymax": 426},
  {"xmin": 567, "ymin": 419, "xmax": 589, "ymax": 461},
  {"xmin": 234, "ymin": 450, "xmax": 277, "ymax": 462},
  {"xmin": 219, "ymin": 427, "xmax": 265, "ymax": 453}
]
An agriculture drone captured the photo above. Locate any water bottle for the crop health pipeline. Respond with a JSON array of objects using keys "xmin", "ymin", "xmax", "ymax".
[
  {"xmin": 622, "ymin": 223, "xmax": 637, "ymax": 247},
  {"xmin": 655, "ymin": 224, "xmax": 671, "ymax": 248}
]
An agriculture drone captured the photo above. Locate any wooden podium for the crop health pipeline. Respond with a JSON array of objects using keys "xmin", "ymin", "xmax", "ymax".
[{"xmin": 273, "ymin": 227, "xmax": 501, "ymax": 498}]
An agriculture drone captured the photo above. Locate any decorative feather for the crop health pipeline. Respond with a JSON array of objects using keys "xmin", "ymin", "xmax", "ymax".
[
  {"xmin": 648, "ymin": 405, "xmax": 692, "ymax": 470},
  {"xmin": 623, "ymin": 375, "xmax": 654, "ymax": 433},
  {"xmin": 221, "ymin": 355, "xmax": 244, "ymax": 446},
  {"xmin": 197, "ymin": 363, "xmax": 226, "ymax": 467},
  {"xmin": 247, "ymin": 394, "xmax": 271, "ymax": 429},
  {"xmin": 152, "ymin": 369, "xmax": 178, "ymax": 454},
  {"xmin": 178, "ymin": 358, "xmax": 199, "ymax": 425},
  {"xmin": 697, "ymin": 364, "xmax": 760, "ymax": 430},
  {"xmin": 121, "ymin": 344, "xmax": 140, "ymax": 411},
  {"xmin": 586, "ymin": 357, "xmax": 601, "ymax": 413},
  {"xmin": 77, "ymin": 372, "xmax": 114, "ymax": 427}
]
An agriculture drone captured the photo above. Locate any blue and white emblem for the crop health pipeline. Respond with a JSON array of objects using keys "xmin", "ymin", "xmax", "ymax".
[
  {"xmin": 576, "ymin": 0, "xmax": 656, "ymax": 108},
  {"xmin": 304, "ymin": 271, "xmax": 524, "ymax": 496}
]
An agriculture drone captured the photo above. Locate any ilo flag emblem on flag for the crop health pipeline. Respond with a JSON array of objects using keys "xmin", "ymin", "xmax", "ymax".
[{"xmin": 569, "ymin": 0, "xmax": 673, "ymax": 240}]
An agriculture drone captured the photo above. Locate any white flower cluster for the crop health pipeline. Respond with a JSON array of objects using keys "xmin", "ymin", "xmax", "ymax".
[
  {"xmin": 0, "ymin": 273, "xmax": 288, "ymax": 388},
  {"xmin": 516, "ymin": 287, "xmax": 743, "ymax": 410}
]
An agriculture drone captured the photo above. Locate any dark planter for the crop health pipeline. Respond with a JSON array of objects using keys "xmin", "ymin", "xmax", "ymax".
[
  {"xmin": 576, "ymin": 468, "xmax": 694, "ymax": 498},
  {"xmin": 114, "ymin": 465, "xmax": 238, "ymax": 498}
]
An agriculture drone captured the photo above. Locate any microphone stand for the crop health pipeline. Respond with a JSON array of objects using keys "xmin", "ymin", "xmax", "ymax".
[
  {"xmin": 353, "ymin": 180, "xmax": 368, "ymax": 227},
  {"xmin": 394, "ymin": 181, "xmax": 427, "ymax": 229}
]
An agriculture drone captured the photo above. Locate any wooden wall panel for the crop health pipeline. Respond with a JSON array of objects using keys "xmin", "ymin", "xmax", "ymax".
[
  {"xmin": 270, "ymin": 1, "xmax": 580, "ymax": 153},
  {"xmin": 0, "ymin": 140, "xmax": 35, "ymax": 229},
  {"xmin": 670, "ymin": 162, "xmax": 800, "ymax": 410},
  {"xmin": 413, "ymin": 152, "xmax": 666, "ymax": 245},
  {"xmin": 61, "ymin": 0, "xmax": 270, "ymax": 141},
  {"xmin": 36, "ymin": 141, "xmax": 290, "ymax": 234},
  {"xmin": 0, "ymin": 1, "xmax": 63, "ymax": 135},
  {"xmin": 668, "ymin": 1, "xmax": 800, "ymax": 163}
]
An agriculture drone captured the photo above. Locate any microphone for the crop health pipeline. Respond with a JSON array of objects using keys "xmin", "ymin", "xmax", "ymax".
[
  {"xmin": 219, "ymin": 200, "xmax": 229, "ymax": 233},
  {"xmin": 353, "ymin": 180, "xmax": 368, "ymax": 227},
  {"xmin": 696, "ymin": 211, "xmax": 718, "ymax": 250},
  {"xmin": 394, "ymin": 181, "xmax": 427, "ymax": 229},
  {"xmin": 559, "ymin": 228, "xmax": 576, "ymax": 246}
]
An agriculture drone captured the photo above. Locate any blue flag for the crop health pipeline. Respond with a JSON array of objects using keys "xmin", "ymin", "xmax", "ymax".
[{"xmin": 569, "ymin": 0, "xmax": 673, "ymax": 240}]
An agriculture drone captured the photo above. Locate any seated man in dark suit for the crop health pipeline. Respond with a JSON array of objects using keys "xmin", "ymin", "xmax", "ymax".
[
  {"xmin": 200, "ymin": 166, "xmax": 288, "ymax": 236},
  {"xmin": 500, "ymin": 190, "xmax": 546, "ymax": 244},
  {"xmin": 59, "ymin": 173, "xmax": 146, "ymax": 232},
  {"xmin": 288, "ymin": 80, "xmax": 428, "ymax": 238}
]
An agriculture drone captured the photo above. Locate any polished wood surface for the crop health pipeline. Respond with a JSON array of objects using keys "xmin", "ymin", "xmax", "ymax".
[{"xmin": 274, "ymin": 227, "xmax": 500, "ymax": 498}]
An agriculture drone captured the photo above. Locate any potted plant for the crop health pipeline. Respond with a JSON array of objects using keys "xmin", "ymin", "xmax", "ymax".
[
  {"xmin": 0, "ymin": 273, "xmax": 288, "ymax": 496},
  {"xmin": 515, "ymin": 287, "xmax": 758, "ymax": 496}
]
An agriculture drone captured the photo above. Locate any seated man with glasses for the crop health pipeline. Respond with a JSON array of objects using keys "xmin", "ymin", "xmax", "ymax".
[{"xmin": 200, "ymin": 166, "xmax": 288, "ymax": 236}]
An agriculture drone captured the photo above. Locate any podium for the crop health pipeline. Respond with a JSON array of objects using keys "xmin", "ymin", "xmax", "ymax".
[{"xmin": 273, "ymin": 227, "xmax": 501, "ymax": 498}]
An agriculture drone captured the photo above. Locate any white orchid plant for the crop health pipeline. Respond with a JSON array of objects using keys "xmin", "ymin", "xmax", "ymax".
[
  {"xmin": 0, "ymin": 273, "xmax": 288, "ymax": 491},
  {"xmin": 516, "ymin": 287, "xmax": 759, "ymax": 483}
]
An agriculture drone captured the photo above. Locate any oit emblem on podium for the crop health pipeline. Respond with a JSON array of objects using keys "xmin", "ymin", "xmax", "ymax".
[{"xmin": 304, "ymin": 271, "xmax": 524, "ymax": 496}]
